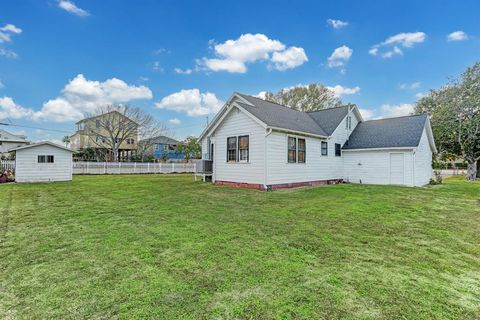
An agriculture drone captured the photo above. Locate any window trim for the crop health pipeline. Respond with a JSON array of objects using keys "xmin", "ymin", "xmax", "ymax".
[
  {"xmin": 321, "ymin": 141, "xmax": 328, "ymax": 156},
  {"xmin": 287, "ymin": 136, "xmax": 307, "ymax": 164},
  {"xmin": 38, "ymin": 155, "xmax": 54, "ymax": 163},
  {"xmin": 297, "ymin": 138, "xmax": 306, "ymax": 163},
  {"xmin": 335, "ymin": 143, "xmax": 342, "ymax": 157},
  {"xmin": 226, "ymin": 136, "xmax": 238, "ymax": 162},
  {"xmin": 238, "ymin": 135, "xmax": 249, "ymax": 163}
]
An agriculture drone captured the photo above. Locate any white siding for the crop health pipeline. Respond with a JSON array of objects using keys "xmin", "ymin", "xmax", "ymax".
[
  {"xmin": 200, "ymin": 137, "xmax": 209, "ymax": 159},
  {"xmin": 265, "ymin": 110, "xmax": 359, "ymax": 185},
  {"xmin": 414, "ymin": 128, "xmax": 433, "ymax": 186},
  {"xmin": 15, "ymin": 145, "xmax": 72, "ymax": 183},
  {"xmin": 343, "ymin": 150, "xmax": 415, "ymax": 186},
  {"xmin": 210, "ymin": 107, "xmax": 266, "ymax": 184}
]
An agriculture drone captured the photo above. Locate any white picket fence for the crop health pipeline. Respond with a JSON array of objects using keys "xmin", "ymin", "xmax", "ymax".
[
  {"xmin": 72, "ymin": 161, "xmax": 195, "ymax": 175},
  {"xmin": 0, "ymin": 160, "xmax": 15, "ymax": 172}
]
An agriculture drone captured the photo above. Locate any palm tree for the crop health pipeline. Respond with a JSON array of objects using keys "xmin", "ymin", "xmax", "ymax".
[{"xmin": 62, "ymin": 136, "xmax": 71, "ymax": 147}]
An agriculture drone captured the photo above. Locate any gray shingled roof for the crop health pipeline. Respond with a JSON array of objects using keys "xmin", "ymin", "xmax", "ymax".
[
  {"xmin": 307, "ymin": 106, "xmax": 349, "ymax": 135},
  {"xmin": 343, "ymin": 114, "xmax": 428, "ymax": 150},
  {"xmin": 237, "ymin": 94, "xmax": 328, "ymax": 136}
]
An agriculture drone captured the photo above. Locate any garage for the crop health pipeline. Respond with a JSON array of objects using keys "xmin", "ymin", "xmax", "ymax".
[{"xmin": 342, "ymin": 114, "xmax": 436, "ymax": 187}]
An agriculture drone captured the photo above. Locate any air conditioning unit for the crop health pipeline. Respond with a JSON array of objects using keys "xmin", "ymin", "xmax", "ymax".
[{"xmin": 196, "ymin": 159, "xmax": 213, "ymax": 173}]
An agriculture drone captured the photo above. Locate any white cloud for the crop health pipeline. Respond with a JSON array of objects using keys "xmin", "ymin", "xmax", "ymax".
[
  {"xmin": 270, "ymin": 47, "xmax": 308, "ymax": 71},
  {"xmin": 174, "ymin": 68, "xmax": 193, "ymax": 75},
  {"xmin": 326, "ymin": 85, "xmax": 360, "ymax": 97},
  {"xmin": 359, "ymin": 108, "xmax": 375, "ymax": 120},
  {"xmin": 447, "ymin": 31, "xmax": 468, "ymax": 42},
  {"xmin": 139, "ymin": 76, "xmax": 149, "ymax": 82},
  {"xmin": 0, "ymin": 97, "xmax": 34, "ymax": 119},
  {"xmin": 0, "ymin": 24, "xmax": 22, "ymax": 43},
  {"xmin": 256, "ymin": 91, "xmax": 267, "ymax": 99},
  {"xmin": 57, "ymin": 0, "xmax": 90, "ymax": 17},
  {"xmin": 196, "ymin": 33, "xmax": 307, "ymax": 73},
  {"xmin": 326, "ymin": 19, "xmax": 349, "ymax": 29},
  {"xmin": 156, "ymin": 89, "xmax": 223, "ymax": 116},
  {"xmin": 380, "ymin": 103, "xmax": 414, "ymax": 118},
  {"xmin": 169, "ymin": 118, "xmax": 181, "ymax": 125},
  {"xmin": 370, "ymin": 32, "xmax": 426, "ymax": 58},
  {"xmin": 381, "ymin": 46, "xmax": 403, "ymax": 58},
  {"xmin": 0, "ymin": 48, "xmax": 18, "ymax": 58},
  {"xmin": 33, "ymin": 74, "xmax": 153, "ymax": 122},
  {"xmin": 327, "ymin": 45, "xmax": 353, "ymax": 68},
  {"xmin": 400, "ymin": 82, "xmax": 421, "ymax": 90}
]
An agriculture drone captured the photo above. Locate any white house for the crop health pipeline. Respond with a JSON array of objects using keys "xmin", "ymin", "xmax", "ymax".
[
  {"xmin": 198, "ymin": 92, "xmax": 436, "ymax": 190},
  {"xmin": 0, "ymin": 129, "xmax": 29, "ymax": 157},
  {"xmin": 10, "ymin": 142, "xmax": 73, "ymax": 183}
]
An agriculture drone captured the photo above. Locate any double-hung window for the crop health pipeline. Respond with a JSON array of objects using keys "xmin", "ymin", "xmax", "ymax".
[
  {"xmin": 227, "ymin": 135, "xmax": 249, "ymax": 162},
  {"xmin": 335, "ymin": 143, "xmax": 342, "ymax": 157},
  {"xmin": 238, "ymin": 136, "xmax": 249, "ymax": 162},
  {"xmin": 227, "ymin": 137, "xmax": 237, "ymax": 162},
  {"xmin": 345, "ymin": 116, "xmax": 352, "ymax": 130},
  {"xmin": 321, "ymin": 141, "xmax": 328, "ymax": 156},
  {"xmin": 288, "ymin": 137, "xmax": 306, "ymax": 163}
]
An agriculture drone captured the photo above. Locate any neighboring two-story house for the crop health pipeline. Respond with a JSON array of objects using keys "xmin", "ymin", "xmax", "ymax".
[
  {"xmin": 198, "ymin": 92, "xmax": 436, "ymax": 189},
  {"xmin": 70, "ymin": 111, "xmax": 138, "ymax": 161},
  {"xmin": 0, "ymin": 129, "xmax": 30, "ymax": 159}
]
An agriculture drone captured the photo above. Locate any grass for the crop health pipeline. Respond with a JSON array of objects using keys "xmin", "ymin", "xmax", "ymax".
[{"xmin": 1, "ymin": 174, "xmax": 479, "ymax": 319}]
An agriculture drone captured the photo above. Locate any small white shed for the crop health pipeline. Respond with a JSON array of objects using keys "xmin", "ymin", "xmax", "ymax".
[{"xmin": 10, "ymin": 141, "xmax": 73, "ymax": 183}]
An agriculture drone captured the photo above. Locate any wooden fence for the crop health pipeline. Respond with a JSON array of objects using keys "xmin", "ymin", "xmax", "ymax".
[{"xmin": 72, "ymin": 161, "xmax": 195, "ymax": 175}]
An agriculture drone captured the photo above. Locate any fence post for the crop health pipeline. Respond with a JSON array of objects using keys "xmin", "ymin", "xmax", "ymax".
[
  {"xmin": 172, "ymin": 163, "xmax": 175, "ymax": 173},
  {"xmin": 119, "ymin": 162, "xmax": 121, "ymax": 174},
  {"xmin": 147, "ymin": 162, "xmax": 150, "ymax": 173},
  {"xmin": 104, "ymin": 162, "xmax": 106, "ymax": 174},
  {"xmin": 134, "ymin": 162, "xmax": 136, "ymax": 173}
]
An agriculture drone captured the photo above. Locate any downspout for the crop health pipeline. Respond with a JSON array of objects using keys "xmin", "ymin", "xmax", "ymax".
[
  {"xmin": 412, "ymin": 149, "xmax": 416, "ymax": 187},
  {"xmin": 264, "ymin": 128, "xmax": 273, "ymax": 190}
]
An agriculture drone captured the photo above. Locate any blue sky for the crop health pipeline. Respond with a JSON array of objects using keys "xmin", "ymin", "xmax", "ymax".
[{"xmin": 0, "ymin": 0, "xmax": 479, "ymax": 143}]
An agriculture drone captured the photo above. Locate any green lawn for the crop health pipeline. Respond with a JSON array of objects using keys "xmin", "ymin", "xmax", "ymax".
[{"xmin": 1, "ymin": 175, "xmax": 479, "ymax": 319}]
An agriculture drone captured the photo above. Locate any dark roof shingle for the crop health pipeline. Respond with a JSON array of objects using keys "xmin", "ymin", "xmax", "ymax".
[
  {"xmin": 307, "ymin": 106, "xmax": 349, "ymax": 135},
  {"xmin": 343, "ymin": 114, "xmax": 428, "ymax": 150}
]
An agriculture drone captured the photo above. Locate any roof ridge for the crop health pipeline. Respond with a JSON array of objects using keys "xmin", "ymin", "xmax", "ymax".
[
  {"xmin": 363, "ymin": 113, "xmax": 427, "ymax": 123},
  {"xmin": 306, "ymin": 104, "xmax": 350, "ymax": 113},
  {"xmin": 238, "ymin": 93, "xmax": 309, "ymax": 114}
]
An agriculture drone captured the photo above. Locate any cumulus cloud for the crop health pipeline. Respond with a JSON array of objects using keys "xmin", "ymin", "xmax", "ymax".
[
  {"xmin": 379, "ymin": 103, "xmax": 414, "ymax": 118},
  {"xmin": 327, "ymin": 45, "xmax": 353, "ymax": 68},
  {"xmin": 169, "ymin": 118, "xmax": 181, "ymax": 125},
  {"xmin": 174, "ymin": 68, "xmax": 193, "ymax": 75},
  {"xmin": 370, "ymin": 32, "xmax": 426, "ymax": 58},
  {"xmin": 359, "ymin": 108, "xmax": 375, "ymax": 120},
  {"xmin": 0, "ymin": 24, "xmax": 22, "ymax": 43},
  {"xmin": 326, "ymin": 85, "xmax": 360, "ymax": 97},
  {"xmin": 156, "ymin": 89, "xmax": 223, "ymax": 116},
  {"xmin": 270, "ymin": 47, "xmax": 308, "ymax": 71},
  {"xmin": 256, "ymin": 91, "xmax": 267, "ymax": 99},
  {"xmin": 57, "ymin": 0, "xmax": 90, "ymax": 17},
  {"xmin": 400, "ymin": 82, "xmax": 421, "ymax": 90},
  {"xmin": 0, "ymin": 97, "xmax": 34, "ymax": 120},
  {"xmin": 326, "ymin": 19, "xmax": 349, "ymax": 29},
  {"xmin": 196, "ymin": 33, "xmax": 307, "ymax": 73},
  {"xmin": 33, "ymin": 74, "xmax": 153, "ymax": 122},
  {"xmin": 447, "ymin": 31, "xmax": 468, "ymax": 42}
]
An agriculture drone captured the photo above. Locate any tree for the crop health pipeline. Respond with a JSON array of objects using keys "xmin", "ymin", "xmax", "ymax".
[
  {"xmin": 263, "ymin": 84, "xmax": 342, "ymax": 112},
  {"xmin": 62, "ymin": 136, "xmax": 70, "ymax": 148},
  {"xmin": 415, "ymin": 62, "xmax": 480, "ymax": 180},
  {"xmin": 175, "ymin": 136, "xmax": 201, "ymax": 162},
  {"xmin": 84, "ymin": 104, "xmax": 156, "ymax": 162}
]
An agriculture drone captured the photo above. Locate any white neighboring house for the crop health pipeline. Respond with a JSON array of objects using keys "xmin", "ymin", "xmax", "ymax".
[
  {"xmin": 9, "ymin": 142, "xmax": 73, "ymax": 183},
  {"xmin": 0, "ymin": 129, "xmax": 29, "ymax": 158},
  {"xmin": 198, "ymin": 92, "xmax": 436, "ymax": 190}
]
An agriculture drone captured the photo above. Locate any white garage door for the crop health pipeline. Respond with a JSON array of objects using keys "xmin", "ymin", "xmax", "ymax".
[{"xmin": 390, "ymin": 153, "xmax": 405, "ymax": 185}]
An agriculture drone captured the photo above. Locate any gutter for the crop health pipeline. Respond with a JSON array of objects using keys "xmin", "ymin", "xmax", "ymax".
[
  {"xmin": 266, "ymin": 126, "xmax": 328, "ymax": 139},
  {"xmin": 264, "ymin": 128, "xmax": 273, "ymax": 190}
]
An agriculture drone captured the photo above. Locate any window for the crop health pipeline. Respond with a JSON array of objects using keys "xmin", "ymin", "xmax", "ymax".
[
  {"xmin": 163, "ymin": 145, "xmax": 169, "ymax": 151},
  {"xmin": 227, "ymin": 137, "xmax": 237, "ymax": 162},
  {"xmin": 321, "ymin": 141, "xmax": 328, "ymax": 156},
  {"xmin": 238, "ymin": 136, "xmax": 249, "ymax": 162},
  {"xmin": 288, "ymin": 136, "xmax": 306, "ymax": 163},
  {"xmin": 288, "ymin": 137, "xmax": 296, "ymax": 163},
  {"xmin": 298, "ymin": 138, "xmax": 306, "ymax": 163},
  {"xmin": 126, "ymin": 138, "xmax": 134, "ymax": 145},
  {"xmin": 345, "ymin": 116, "xmax": 352, "ymax": 130},
  {"xmin": 38, "ymin": 155, "xmax": 54, "ymax": 163},
  {"xmin": 335, "ymin": 143, "xmax": 342, "ymax": 157}
]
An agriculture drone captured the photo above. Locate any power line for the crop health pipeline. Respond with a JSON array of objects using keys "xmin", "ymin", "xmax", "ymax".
[{"xmin": 0, "ymin": 122, "xmax": 72, "ymax": 133}]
